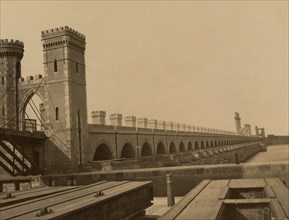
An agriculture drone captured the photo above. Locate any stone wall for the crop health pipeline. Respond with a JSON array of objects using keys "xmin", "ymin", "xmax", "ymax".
[
  {"xmin": 42, "ymin": 147, "xmax": 288, "ymax": 197},
  {"xmin": 85, "ymin": 143, "xmax": 262, "ymax": 171}
]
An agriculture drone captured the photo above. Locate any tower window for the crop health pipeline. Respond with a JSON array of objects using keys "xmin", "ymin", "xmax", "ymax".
[
  {"xmin": 54, "ymin": 59, "xmax": 58, "ymax": 72},
  {"xmin": 2, "ymin": 106, "xmax": 4, "ymax": 116},
  {"xmin": 55, "ymin": 107, "xmax": 59, "ymax": 121},
  {"xmin": 76, "ymin": 61, "xmax": 78, "ymax": 73},
  {"xmin": 1, "ymin": 77, "xmax": 3, "ymax": 85}
]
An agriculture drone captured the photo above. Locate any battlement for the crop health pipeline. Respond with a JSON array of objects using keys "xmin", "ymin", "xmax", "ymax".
[
  {"xmin": 125, "ymin": 116, "xmax": 136, "ymax": 120},
  {"xmin": 41, "ymin": 26, "xmax": 85, "ymax": 42},
  {"xmin": 0, "ymin": 39, "xmax": 24, "ymax": 48},
  {"xmin": 19, "ymin": 74, "xmax": 43, "ymax": 85},
  {"xmin": 0, "ymin": 39, "xmax": 24, "ymax": 58},
  {"xmin": 91, "ymin": 110, "xmax": 106, "ymax": 117},
  {"xmin": 89, "ymin": 110, "xmax": 240, "ymax": 136}
]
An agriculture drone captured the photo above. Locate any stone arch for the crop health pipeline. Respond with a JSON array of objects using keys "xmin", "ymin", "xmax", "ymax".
[
  {"xmin": 201, "ymin": 141, "xmax": 205, "ymax": 149},
  {"xmin": 206, "ymin": 141, "xmax": 209, "ymax": 148},
  {"xmin": 141, "ymin": 142, "xmax": 152, "ymax": 156},
  {"xmin": 121, "ymin": 143, "xmax": 135, "ymax": 159},
  {"xmin": 215, "ymin": 140, "xmax": 218, "ymax": 147},
  {"xmin": 195, "ymin": 141, "xmax": 199, "ymax": 150},
  {"xmin": 169, "ymin": 142, "xmax": 177, "ymax": 153},
  {"xmin": 156, "ymin": 142, "xmax": 166, "ymax": 155},
  {"xmin": 19, "ymin": 89, "xmax": 45, "ymax": 131},
  {"xmin": 210, "ymin": 141, "xmax": 214, "ymax": 148},
  {"xmin": 93, "ymin": 143, "xmax": 112, "ymax": 161},
  {"xmin": 179, "ymin": 142, "xmax": 185, "ymax": 152},
  {"xmin": 188, "ymin": 141, "xmax": 193, "ymax": 151},
  {"xmin": 218, "ymin": 140, "xmax": 221, "ymax": 146}
]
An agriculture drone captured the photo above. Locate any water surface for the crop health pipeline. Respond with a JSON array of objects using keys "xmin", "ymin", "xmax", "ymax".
[{"xmin": 246, "ymin": 144, "xmax": 289, "ymax": 163}]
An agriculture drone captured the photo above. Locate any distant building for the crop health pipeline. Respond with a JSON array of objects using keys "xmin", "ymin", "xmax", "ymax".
[
  {"xmin": 234, "ymin": 113, "xmax": 253, "ymax": 136},
  {"xmin": 234, "ymin": 112, "xmax": 241, "ymax": 134},
  {"xmin": 255, "ymin": 126, "xmax": 266, "ymax": 138}
]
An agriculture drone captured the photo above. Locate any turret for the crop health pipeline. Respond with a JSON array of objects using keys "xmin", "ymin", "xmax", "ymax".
[
  {"xmin": 234, "ymin": 112, "xmax": 241, "ymax": 134},
  {"xmin": 0, "ymin": 39, "xmax": 24, "ymax": 129},
  {"xmin": 91, "ymin": 111, "xmax": 106, "ymax": 125},
  {"xmin": 41, "ymin": 26, "xmax": 88, "ymax": 166}
]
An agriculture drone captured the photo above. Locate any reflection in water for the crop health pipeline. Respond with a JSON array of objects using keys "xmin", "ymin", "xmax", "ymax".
[{"xmin": 246, "ymin": 144, "xmax": 289, "ymax": 163}]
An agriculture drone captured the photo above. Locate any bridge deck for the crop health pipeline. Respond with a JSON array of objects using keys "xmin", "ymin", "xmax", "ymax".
[
  {"xmin": 0, "ymin": 128, "xmax": 45, "ymax": 139},
  {"xmin": 159, "ymin": 178, "xmax": 288, "ymax": 220},
  {"xmin": 0, "ymin": 181, "xmax": 153, "ymax": 220}
]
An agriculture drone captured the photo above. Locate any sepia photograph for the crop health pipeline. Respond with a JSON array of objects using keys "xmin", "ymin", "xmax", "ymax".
[{"xmin": 0, "ymin": 1, "xmax": 288, "ymax": 219}]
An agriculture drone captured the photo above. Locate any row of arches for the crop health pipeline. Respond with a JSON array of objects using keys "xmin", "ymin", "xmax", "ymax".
[{"xmin": 93, "ymin": 139, "xmax": 243, "ymax": 161}]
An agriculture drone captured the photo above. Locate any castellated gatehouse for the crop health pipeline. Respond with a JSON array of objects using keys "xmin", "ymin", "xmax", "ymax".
[{"xmin": 0, "ymin": 27, "xmax": 264, "ymax": 175}]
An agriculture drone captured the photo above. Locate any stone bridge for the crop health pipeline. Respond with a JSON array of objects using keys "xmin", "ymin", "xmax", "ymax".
[
  {"xmin": 85, "ymin": 118, "xmax": 260, "ymax": 163},
  {"xmin": 0, "ymin": 26, "xmax": 263, "ymax": 175}
]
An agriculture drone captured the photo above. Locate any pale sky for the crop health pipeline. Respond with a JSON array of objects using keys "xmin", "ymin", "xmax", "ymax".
[{"xmin": 1, "ymin": 1, "xmax": 288, "ymax": 135}]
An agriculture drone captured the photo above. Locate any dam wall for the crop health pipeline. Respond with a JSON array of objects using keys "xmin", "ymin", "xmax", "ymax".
[
  {"xmin": 43, "ymin": 162, "xmax": 288, "ymax": 197},
  {"xmin": 41, "ymin": 143, "xmax": 289, "ymax": 196}
]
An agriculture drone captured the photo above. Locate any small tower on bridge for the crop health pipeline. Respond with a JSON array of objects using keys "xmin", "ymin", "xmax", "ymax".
[
  {"xmin": 244, "ymin": 124, "xmax": 252, "ymax": 136},
  {"xmin": 255, "ymin": 126, "xmax": 266, "ymax": 138},
  {"xmin": 234, "ymin": 112, "xmax": 241, "ymax": 134},
  {"xmin": 0, "ymin": 39, "xmax": 24, "ymax": 130}
]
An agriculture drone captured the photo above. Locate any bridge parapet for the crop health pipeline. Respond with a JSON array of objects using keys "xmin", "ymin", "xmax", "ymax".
[
  {"xmin": 124, "ymin": 116, "xmax": 136, "ymax": 128},
  {"xmin": 88, "ymin": 124, "xmax": 115, "ymax": 132},
  {"xmin": 166, "ymin": 122, "xmax": 174, "ymax": 131},
  {"xmin": 157, "ymin": 121, "xmax": 166, "ymax": 130},
  {"xmin": 90, "ymin": 110, "xmax": 254, "ymax": 137},
  {"xmin": 173, "ymin": 123, "xmax": 180, "ymax": 131},
  {"xmin": 91, "ymin": 110, "xmax": 106, "ymax": 125},
  {"xmin": 109, "ymin": 113, "xmax": 122, "ymax": 126},
  {"xmin": 148, "ymin": 119, "xmax": 157, "ymax": 129},
  {"xmin": 116, "ymin": 126, "xmax": 136, "ymax": 133},
  {"xmin": 137, "ymin": 118, "xmax": 148, "ymax": 128},
  {"xmin": 137, "ymin": 127, "xmax": 153, "ymax": 133},
  {"xmin": 19, "ymin": 74, "xmax": 43, "ymax": 86}
]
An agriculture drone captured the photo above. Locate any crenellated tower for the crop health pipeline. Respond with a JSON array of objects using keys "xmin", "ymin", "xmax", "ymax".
[
  {"xmin": 234, "ymin": 112, "xmax": 241, "ymax": 135},
  {"xmin": 0, "ymin": 39, "xmax": 24, "ymax": 130},
  {"xmin": 41, "ymin": 27, "xmax": 88, "ymax": 167}
]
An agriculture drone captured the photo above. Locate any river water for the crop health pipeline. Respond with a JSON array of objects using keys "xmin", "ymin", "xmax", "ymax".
[{"xmin": 246, "ymin": 144, "xmax": 289, "ymax": 163}]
